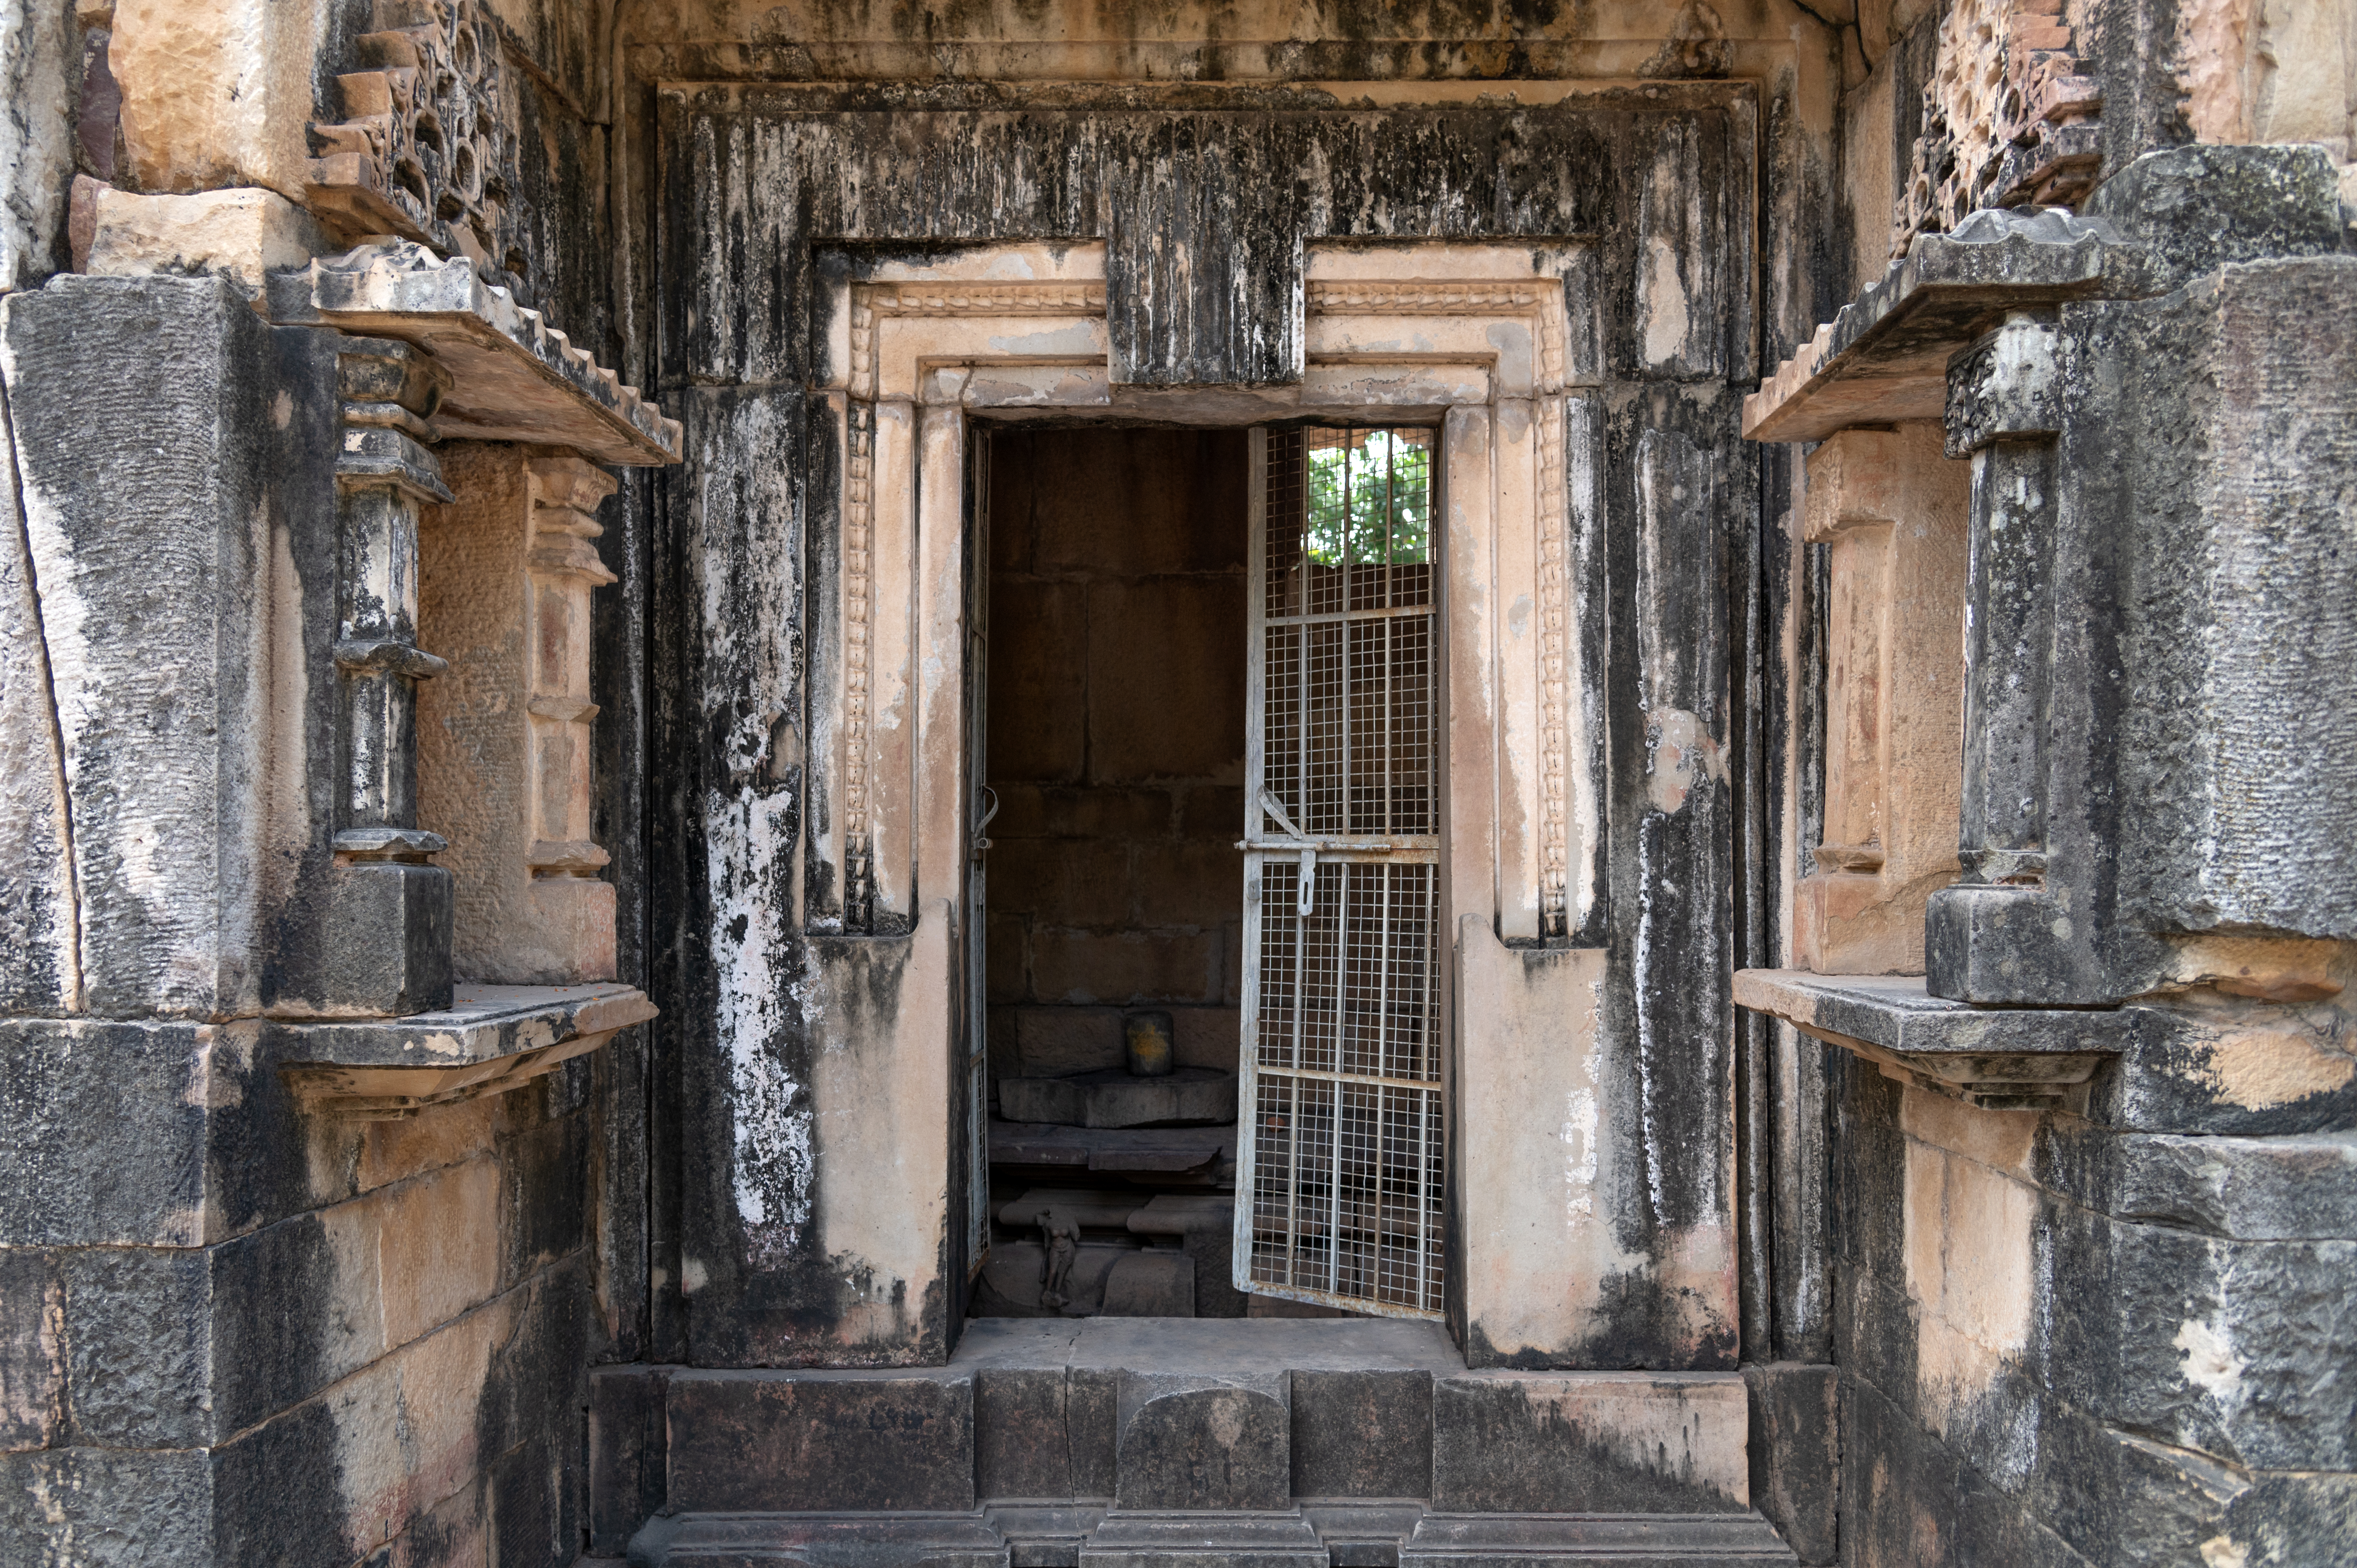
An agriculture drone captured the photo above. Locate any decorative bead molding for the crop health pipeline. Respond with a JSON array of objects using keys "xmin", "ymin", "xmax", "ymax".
[
  {"xmin": 1536, "ymin": 397, "xmax": 1570, "ymax": 939},
  {"xmin": 841, "ymin": 399, "xmax": 877, "ymax": 930}
]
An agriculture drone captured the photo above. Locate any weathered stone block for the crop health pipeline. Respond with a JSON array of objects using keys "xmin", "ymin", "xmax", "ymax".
[
  {"xmin": 1430, "ymin": 1373, "xmax": 1749, "ymax": 1514},
  {"xmin": 2081, "ymin": 1214, "xmax": 2357, "ymax": 1471},
  {"xmin": 84, "ymin": 186, "xmax": 321, "ymax": 295},
  {"xmin": 1031, "ymin": 929, "xmax": 1222, "ymax": 1006},
  {"xmin": 589, "ymin": 1365, "xmax": 670, "ymax": 1555},
  {"xmin": 2086, "ymin": 144, "xmax": 2349, "ymax": 292},
  {"xmin": 1114, "ymin": 1371, "xmax": 1290, "ymax": 1511},
  {"xmin": 664, "ymin": 1368, "xmax": 977, "ymax": 1513},
  {"xmin": 0, "ymin": 1247, "xmax": 64, "ymax": 1451},
  {"xmin": 0, "ymin": 0, "xmax": 70, "ymax": 294},
  {"xmin": 0, "ymin": 1445, "xmax": 213, "ymax": 1566},
  {"xmin": 0, "ymin": 406, "xmax": 75, "ymax": 1014},
  {"xmin": 1017, "ymin": 430, "xmax": 1249, "ymax": 579},
  {"xmin": 1290, "ymin": 1369, "xmax": 1433, "ymax": 1500},
  {"xmin": 1839, "ymin": 1373, "xmax": 1963, "ymax": 1568},
  {"xmin": 1079, "ymin": 1508, "xmax": 1328, "ymax": 1568},
  {"xmin": 0, "ymin": 275, "xmax": 320, "ymax": 1019},
  {"xmin": 300, "ymin": 860, "xmax": 457, "ymax": 1017},
  {"xmin": 208, "ymin": 1204, "xmax": 383, "ymax": 1438},
  {"xmin": 1000, "ymin": 1067, "xmax": 1236, "ymax": 1131},
  {"xmin": 989, "ymin": 579, "xmax": 1090, "ymax": 783},
  {"xmin": 979, "ymin": 1363, "xmax": 1103, "ymax": 1501},
  {"xmin": 57, "ymin": 1246, "xmax": 211, "ymax": 1448},
  {"xmin": 110, "ymin": 0, "xmax": 323, "ymax": 199},
  {"xmin": 1101, "ymin": 1251, "xmax": 1196, "ymax": 1317},
  {"xmin": 375, "ymin": 1156, "xmax": 502, "ymax": 1347},
  {"xmin": 1086, "ymin": 578, "xmax": 1247, "ymax": 783},
  {"xmin": 0, "ymin": 1018, "xmax": 211, "ymax": 1247},
  {"xmin": 1170, "ymin": 1007, "xmax": 1241, "ymax": 1071},
  {"xmin": 1016, "ymin": 1006, "xmax": 1125, "ymax": 1076},
  {"xmin": 2105, "ymin": 1130, "xmax": 2357, "ymax": 1240},
  {"xmin": 1129, "ymin": 842, "xmax": 1243, "ymax": 929},
  {"xmin": 1741, "ymin": 1363, "xmax": 1837, "ymax": 1566}
]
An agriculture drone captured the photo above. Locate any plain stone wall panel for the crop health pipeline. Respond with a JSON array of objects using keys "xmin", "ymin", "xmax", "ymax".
[
  {"xmin": 0, "ymin": 274, "xmax": 332, "ymax": 1021},
  {"xmin": 2101, "ymin": 256, "xmax": 2357, "ymax": 950}
]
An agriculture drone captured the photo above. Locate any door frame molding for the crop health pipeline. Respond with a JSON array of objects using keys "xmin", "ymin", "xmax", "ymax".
[{"xmin": 809, "ymin": 240, "xmax": 1626, "ymax": 1351}]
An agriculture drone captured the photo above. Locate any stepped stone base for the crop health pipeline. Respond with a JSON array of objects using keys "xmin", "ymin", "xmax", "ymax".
[{"xmin": 603, "ymin": 1321, "xmax": 1795, "ymax": 1566}]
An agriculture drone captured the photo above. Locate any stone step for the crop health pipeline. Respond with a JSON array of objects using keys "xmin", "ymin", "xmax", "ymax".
[
  {"xmin": 596, "ymin": 1319, "xmax": 1795, "ymax": 1566},
  {"xmin": 625, "ymin": 1508, "xmax": 1799, "ymax": 1567}
]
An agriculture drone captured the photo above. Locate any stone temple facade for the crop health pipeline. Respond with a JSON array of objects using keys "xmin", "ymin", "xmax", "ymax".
[{"xmin": 0, "ymin": 2, "xmax": 2352, "ymax": 1565}]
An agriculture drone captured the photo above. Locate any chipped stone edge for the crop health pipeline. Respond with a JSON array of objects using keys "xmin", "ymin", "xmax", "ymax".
[
  {"xmin": 1740, "ymin": 223, "xmax": 2137, "ymax": 444},
  {"xmin": 267, "ymin": 239, "xmax": 683, "ymax": 465}
]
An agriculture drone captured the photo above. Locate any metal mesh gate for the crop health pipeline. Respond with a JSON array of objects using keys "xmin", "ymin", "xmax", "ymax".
[{"xmin": 1235, "ymin": 426, "xmax": 1444, "ymax": 1318}]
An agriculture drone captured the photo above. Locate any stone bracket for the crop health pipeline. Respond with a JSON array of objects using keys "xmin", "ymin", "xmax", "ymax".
[
  {"xmin": 277, "ymin": 981, "xmax": 657, "ymax": 1119},
  {"xmin": 270, "ymin": 239, "xmax": 683, "ymax": 465},
  {"xmin": 1733, "ymin": 969, "xmax": 2139, "ymax": 1110}
]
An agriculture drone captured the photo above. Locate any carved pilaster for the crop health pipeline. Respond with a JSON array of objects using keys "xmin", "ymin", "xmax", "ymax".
[
  {"xmin": 1926, "ymin": 311, "xmax": 2089, "ymax": 1002},
  {"xmin": 309, "ymin": 336, "xmax": 457, "ymax": 1014},
  {"xmin": 524, "ymin": 455, "xmax": 618, "ymax": 877}
]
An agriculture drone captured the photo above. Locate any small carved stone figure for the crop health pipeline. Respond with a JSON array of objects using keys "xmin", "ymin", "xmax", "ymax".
[{"xmin": 1037, "ymin": 1207, "xmax": 1082, "ymax": 1311}]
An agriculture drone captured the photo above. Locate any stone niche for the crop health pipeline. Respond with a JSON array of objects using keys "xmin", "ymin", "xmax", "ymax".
[
  {"xmin": 419, "ymin": 444, "xmax": 619, "ymax": 983},
  {"xmin": 1793, "ymin": 423, "xmax": 1968, "ymax": 975}
]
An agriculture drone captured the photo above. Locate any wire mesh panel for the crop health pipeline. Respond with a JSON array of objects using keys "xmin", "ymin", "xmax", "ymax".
[{"xmin": 1238, "ymin": 427, "xmax": 1444, "ymax": 1319}]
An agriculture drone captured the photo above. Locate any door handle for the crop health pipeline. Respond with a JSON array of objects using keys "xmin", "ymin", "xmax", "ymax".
[
  {"xmin": 1256, "ymin": 790, "xmax": 1317, "ymax": 915},
  {"xmin": 972, "ymin": 785, "xmax": 998, "ymax": 864}
]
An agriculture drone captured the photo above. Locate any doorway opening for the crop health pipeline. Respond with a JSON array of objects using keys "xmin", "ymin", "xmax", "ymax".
[{"xmin": 970, "ymin": 423, "xmax": 1444, "ymax": 1324}]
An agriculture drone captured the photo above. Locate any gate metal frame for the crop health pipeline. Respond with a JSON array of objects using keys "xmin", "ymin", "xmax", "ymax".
[{"xmin": 1233, "ymin": 424, "xmax": 1448, "ymax": 1320}]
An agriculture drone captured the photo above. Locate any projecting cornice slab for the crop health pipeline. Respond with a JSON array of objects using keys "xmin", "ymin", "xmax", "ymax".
[
  {"xmin": 275, "ymin": 982, "xmax": 658, "ymax": 1118},
  {"xmin": 1734, "ymin": 968, "xmax": 2143, "ymax": 1109},
  {"xmin": 1741, "ymin": 209, "xmax": 2146, "ymax": 444},
  {"xmin": 270, "ymin": 241, "xmax": 683, "ymax": 466}
]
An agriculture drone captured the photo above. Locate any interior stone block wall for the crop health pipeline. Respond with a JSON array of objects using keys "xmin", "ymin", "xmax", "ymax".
[{"xmin": 984, "ymin": 428, "xmax": 1249, "ymax": 1092}]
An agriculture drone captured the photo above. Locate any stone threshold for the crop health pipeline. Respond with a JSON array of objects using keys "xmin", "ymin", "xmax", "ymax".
[
  {"xmin": 274, "ymin": 981, "xmax": 657, "ymax": 1118},
  {"xmin": 1734, "ymin": 969, "xmax": 2137, "ymax": 1109}
]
